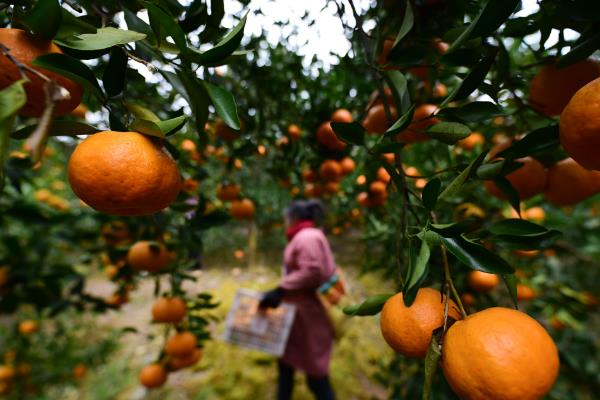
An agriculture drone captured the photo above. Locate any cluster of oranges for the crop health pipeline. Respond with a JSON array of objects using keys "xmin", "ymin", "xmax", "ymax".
[{"xmin": 380, "ymin": 288, "xmax": 560, "ymax": 400}]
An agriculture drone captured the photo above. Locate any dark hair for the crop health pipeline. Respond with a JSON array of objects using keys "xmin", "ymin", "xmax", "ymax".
[{"xmin": 284, "ymin": 199, "xmax": 325, "ymax": 224}]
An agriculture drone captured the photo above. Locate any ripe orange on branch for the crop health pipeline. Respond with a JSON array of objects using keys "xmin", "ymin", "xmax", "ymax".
[
  {"xmin": 216, "ymin": 183, "xmax": 241, "ymax": 202},
  {"xmin": 396, "ymin": 104, "xmax": 438, "ymax": 143},
  {"xmin": 127, "ymin": 241, "xmax": 172, "ymax": 273},
  {"xmin": 230, "ymin": 198, "xmax": 255, "ymax": 220},
  {"xmin": 560, "ymin": 77, "xmax": 600, "ymax": 171},
  {"xmin": 380, "ymin": 288, "xmax": 461, "ymax": 359},
  {"xmin": 139, "ymin": 363, "xmax": 168, "ymax": 388},
  {"xmin": 316, "ymin": 121, "xmax": 346, "ymax": 152},
  {"xmin": 152, "ymin": 297, "xmax": 187, "ymax": 324},
  {"xmin": 319, "ymin": 159, "xmax": 342, "ymax": 182},
  {"xmin": 68, "ymin": 131, "xmax": 181, "ymax": 216},
  {"xmin": 442, "ymin": 307, "xmax": 559, "ymax": 400},
  {"xmin": 165, "ymin": 331, "xmax": 197, "ymax": 357},
  {"xmin": 0, "ymin": 28, "xmax": 83, "ymax": 117},
  {"xmin": 543, "ymin": 158, "xmax": 600, "ymax": 205},
  {"xmin": 467, "ymin": 271, "xmax": 499, "ymax": 293}
]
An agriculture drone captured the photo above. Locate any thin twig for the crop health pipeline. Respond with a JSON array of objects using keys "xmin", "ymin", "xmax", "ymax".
[{"xmin": 0, "ymin": 44, "xmax": 51, "ymax": 82}]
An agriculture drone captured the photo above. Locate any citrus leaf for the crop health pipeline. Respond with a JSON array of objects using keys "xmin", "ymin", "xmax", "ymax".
[
  {"xmin": 422, "ymin": 178, "xmax": 441, "ymax": 211},
  {"xmin": 331, "ymin": 122, "xmax": 364, "ymax": 146},
  {"xmin": 188, "ymin": 13, "xmax": 247, "ymax": 65},
  {"xmin": 129, "ymin": 119, "xmax": 165, "ymax": 139},
  {"xmin": 11, "ymin": 120, "xmax": 98, "ymax": 139},
  {"xmin": 56, "ymin": 27, "xmax": 146, "ymax": 51},
  {"xmin": 32, "ymin": 53, "xmax": 103, "ymax": 98},
  {"xmin": 491, "ymin": 176, "xmax": 521, "ymax": 214},
  {"xmin": 422, "ymin": 334, "xmax": 442, "ymax": 400},
  {"xmin": 437, "ymin": 101, "xmax": 503, "ymax": 123},
  {"xmin": 201, "ymin": 80, "xmax": 240, "ymax": 130},
  {"xmin": 430, "ymin": 221, "xmax": 472, "ymax": 238},
  {"xmin": 14, "ymin": 0, "xmax": 61, "ymax": 39},
  {"xmin": 156, "ymin": 115, "xmax": 187, "ymax": 136},
  {"xmin": 496, "ymin": 124, "xmax": 559, "ymax": 159},
  {"xmin": 503, "ymin": 274, "xmax": 518, "ymax": 309},
  {"xmin": 103, "ymin": 46, "xmax": 128, "ymax": 97},
  {"xmin": 146, "ymin": 3, "xmax": 187, "ymax": 52},
  {"xmin": 384, "ymin": 105, "xmax": 414, "ymax": 137},
  {"xmin": 343, "ymin": 294, "xmax": 394, "ymax": 316},
  {"xmin": 441, "ymin": 52, "xmax": 497, "ymax": 107},
  {"xmin": 489, "ymin": 219, "xmax": 549, "ymax": 236},
  {"xmin": 426, "ymin": 122, "xmax": 471, "ymax": 145},
  {"xmin": 440, "ymin": 236, "xmax": 514, "ymax": 274},
  {"xmin": 557, "ymin": 31, "xmax": 600, "ymax": 68},
  {"xmin": 439, "ymin": 150, "xmax": 487, "ymax": 200},
  {"xmin": 403, "ymin": 240, "xmax": 430, "ymax": 307},
  {"xmin": 370, "ymin": 141, "xmax": 405, "ymax": 155},
  {"xmin": 55, "ymin": 9, "xmax": 97, "ymax": 40},
  {"xmin": 392, "ymin": 2, "xmax": 414, "ymax": 47},
  {"xmin": 0, "ymin": 81, "xmax": 27, "ymax": 192},
  {"xmin": 125, "ymin": 103, "xmax": 160, "ymax": 123}
]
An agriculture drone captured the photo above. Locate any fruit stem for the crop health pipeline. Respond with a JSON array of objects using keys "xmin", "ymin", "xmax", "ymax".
[{"xmin": 440, "ymin": 245, "xmax": 467, "ymax": 319}]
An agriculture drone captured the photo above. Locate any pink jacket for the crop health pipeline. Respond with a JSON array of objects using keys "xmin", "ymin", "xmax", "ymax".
[{"xmin": 280, "ymin": 227, "xmax": 336, "ymax": 377}]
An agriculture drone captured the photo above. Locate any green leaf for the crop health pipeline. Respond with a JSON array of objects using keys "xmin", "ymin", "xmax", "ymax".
[
  {"xmin": 422, "ymin": 334, "xmax": 442, "ymax": 400},
  {"xmin": 55, "ymin": 9, "xmax": 96, "ymax": 40},
  {"xmin": 384, "ymin": 105, "xmax": 415, "ymax": 137},
  {"xmin": 496, "ymin": 124, "xmax": 559, "ymax": 159},
  {"xmin": 370, "ymin": 141, "xmax": 405, "ymax": 155},
  {"xmin": 125, "ymin": 103, "xmax": 160, "ymax": 123},
  {"xmin": 489, "ymin": 219, "xmax": 548, "ymax": 236},
  {"xmin": 384, "ymin": 70, "xmax": 409, "ymax": 112},
  {"xmin": 129, "ymin": 119, "xmax": 165, "ymax": 139},
  {"xmin": 0, "ymin": 81, "xmax": 27, "ymax": 192},
  {"xmin": 437, "ymin": 101, "xmax": 503, "ymax": 123},
  {"xmin": 342, "ymin": 294, "xmax": 394, "ymax": 316},
  {"xmin": 146, "ymin": 3, "xmax": 187, "ymax": 52},
  {"xmin": 448, "ymin": 0, "xmax": 520, "ymax": 52},
  {"xmin": 430, "ymin": 221, "xmax": 473, "ymax": 238},
  {"xmin": 103, "ymin": 47, "xmax": 128, "ymax": 97},
  {"xmin": 440, "ymin": 236, "xmax": 514, "ymax": 274},
  {"xmin": 491, "ymin": 177, "xmax": 521, "ymax": 213},
  {"xmin": 422, "ymin": 178, "xmax": 441, "ymax": 211},
  {"xmin": 188, "ymin": 13, "xmax": 247, "ymax": 65},
  {"xmin": 11, "ymin": 120, "xmax": 98, "ymax": 140},
  {"xmin": 426, "ymin": 122, "xmax": 471, "ymax": 145},
  {"xmin": 123, "ymin": 8, "xmax": 156, "ymax": 46},
  {"xmin": 56, "ymin": 27, "xmax": 146, "ymax": 51},
  {"xmin": 32, "ymin": 53, "xmax": 103, "ymax": 98},
  {"xmin": 330, "ymin": 122, "xmax": 364, "ymax": 146},
  {"xmin": 557, "ymin": 31, "xmax": 600, "ymax": 68},
  {"xmin": 14, "ymin": 0, "xmax": 61, "ymax": 39},
  {"xmin": 178, "ymin": 72, "xmax": 209, "ymax": 136},
  {"xmin": 156, "ymin": 115, "xmax": 187, "ymax": 136},
  {"xmin": 441, "ymin": 52, "xmax": 497, "ymax": 107},
  {"xmin": 201, "ymin": 81, "xmax": 240, "ymax": 130},
  {"xmin": 403, "ymin": 240, "xmax": 430, "ymax": 307},
  {"xmin": 503, "ymin": 274, "xmax": 519, "ymax": 309},
  {"xmin": 392, "ymin": 2, "xmax": 414, "ymax": 46},
  {"xmin": 191, "ymin": 209, "xmax": 231, "ymax": 230},
  {"xmin": 439, "ymin": 150, "xmax": 488, "ymax": 200}
]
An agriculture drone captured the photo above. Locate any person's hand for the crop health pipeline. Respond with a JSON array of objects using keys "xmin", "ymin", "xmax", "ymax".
[{"xmin": 258, "ymin": 287, "xmax": 285, "ymax": 309}]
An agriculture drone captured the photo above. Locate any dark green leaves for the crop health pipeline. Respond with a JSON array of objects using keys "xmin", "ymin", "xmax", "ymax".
[
  {"xmin": 384, "ymin": 105, "xmax": 414, "ymax": 137},
  {"xmin": 503, "ymin": 274, "xmax": 519, "ymax": 308},
  {"xmin": 343, "ymin": 294, "xmax": 393, "ymax": 316},
  {"xmin": 449, "ymin": 0, "xmax": 520, "ymax": 52},
  {"xmin": 32, "ymin": 54, "xmax": 103, "ymax": 98},
  {"xmin": 439, "ymin": 151, "xmax": 487, "ymax": 200},
  {"xmin": 146, "ymin": 3, "xmax": 187, "ymax": 53},
  {"xmin": 496, "ymin": 124, "xmax": 559, "ymax": 159},
  {"xmin": 422, "ymin": 334, "xmax": 442, "ymax": 400},
  {"xmin": 11, "ymin": 120, "xmax": 98, "ymax": 140},
  {"xmin": 488, "ymin": 219, "xmax": 561, "ymax": 250},
  {"xmin": 56, "ymin": 27, "xmax": 146, "ymax": 51},
  {"xmin": 0, "ymin": 81, "xmax": 27, "ymax": 192},
  {"xmin": 392, "ymin": 2, "xmax": 414, "ymax": 46},
  {"xmin": 14, "ymin": 0, "xmax": 61, "ymax": 39},
  {"xmin": 402, "ymin": 240, "xmax": 430, "ymax": 307},
  {"xmin": 130, "ymin": 116, "xmax": 187, "ymax": 139},
  {"xmin": 426, "ymin": 122, "xmax": 471, "ymax": 144},
  {"xmin": 441, "ymin": 236, "xmax": 514, "ymax": 274},
  {"xmin": 437, "ymin": 102, "xmax": 503, "ymax": 123},
  {"xmin": 331, "ymin": 122, "xmax": 365, "ymax": 146},
  {"xmin": 189, "ymin": 13, "xmax": 248, "ymax": 65},
  {"xmin": 190, "ymin": 209, "xmax": 231, "ymax": 230},
  {"xmin": 103, "ymin": 47, "xmax": 128, "ymax": 97},
  {"xmin": 491, "ymin": 176, "xmax": 521, "ymax": 213},
  {"xmin": 422, "ymin": 178, "xmax": 441, "ymax": 211},
  {"xmin": 202, "ymin": 81, "xmax": 240, "ymax": 130},
  {"xmin": 442, "ymin": 52, "xmax": 497, "ymax": 106},
  {"xmin": 557, "ymin": 32, "xmax": 600, "ymax": 68}
]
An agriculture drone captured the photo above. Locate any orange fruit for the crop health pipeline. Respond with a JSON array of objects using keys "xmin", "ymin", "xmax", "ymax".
[
  {"xmin": 100, "ymin": 220, "xmax": 131, "ymax": 247},
  {"xmin": 380, "ymin": 288, "xmax": 462, "ymax": 358},
  {"xmin": 0, "ymin": 365, "xmax": 15, "ymax": 382},
  {"xmin": 331, "ymin": 108, "xmax": 353, "ymax": 123},
  {"xmin": 396, "ymin": 104, "xmax": 438, "ymax": 143},
  {"xmin": 276, "ymin": 136, "xmax": 289, "ymax": 147},
  {"xmin": 0, "ymin": 267, "xmax": 9, "ymax": 287},
  {"xmin": 302, "ymin": 168, "xmax": 317, "ymax": 183},
  {"xmin": 560, "ymin": 77, "xmax": 600, "ymax": 170},
  {"xmin": 127, "ymin": 241, "xmax": 171, "ymax": 273},
  {"xmin": 484, "ymin": 140, "xmax": 547, "ymax": 201},
  {"xmin": 104, "ymin": 265, "xmax": 119, "ymax": 279},
  {"xmin": 215, "ymin": 118, "xmax": 240, "ymax": 141},
  {"xmin": 467, "ymin": 271, "xmax": 499, "ymax": 293},
  {"xmin": 287, "ymin": 124, "xmax": 302, "ymax": 140},
  {"xmin": 139, "ymin": 363, "xmax": 168, "ymax": 388},
  {"xmin": 169, "ymin": 348, "xmax": 203, "ymax": 371},
  {"xmin": 377, "ymin": 167, "xmax": 391, "ymax": 184},
  {"xmin": 369, "ymin": 181, "xmax": 387, "ymax": 197},
  {"xmin": 68, "ymin": 131, "xmax": 181, "ymax": 216},
  {"xmin": 363, "ymin": 103, "xmax": 398, "ymax": 135},
  {"xmin": 442, "ymin": 307, "xmax": 559, "ymax": 400},
  {"xmin": 34, "ymin": 188, "xmax": 52, "ymax": 202},
  {"xmin": 516, "ymin": 284, "xmax": 537, "ymax": 301},
  {"xmin": 316, "ymin": 122, "xmax": 346, "ymax": 152},
  {"xmin": 356, "ymin": 174, "xmax": 367, "ymax": 185},
  {"xmin": 529, "ymin": 59, "xmax": 599, "ymax": 116},
  {"xmin": 377, "ymin": 37, "xmax": 395, "ymax": 67},
  {"xmin": 323, "ymin": 181, "xmax": 340, "ymax": 195},
  {"xmin": 73, "ymin": 363, "xmax": 87, "ymax": 380},
  {"xmin": 549, "ymin": 316, "xmax": 566, "ymax": 331},
  {"xmin": 18, "ymin": 320, "xmax": 38, "ymax": 335},
  {"xmin": 152, "ymin": 297, "xmax": 187, "ymax": 323},
  {"xmin": 460, "ymin": 293, "xmax": 476, "ymax": 309},
  {"xmin": 0, "ymin": 28, "xmax": 83, "ymax": 117},
  {"xmin": 165, "ymin": 331, "xmax": 197, "ymax": 357},
  {"xmin": 230, "ymin": 198, "xmax": 255, "ymax": 220},
  {"xmin": 182, "ymin": 178, "xmax": 199, "ymax": 193},
  {"xmin": 524, "ymin": 206, "xmax": 546, "ymax": 222},
  {"xmin": 304, "ymin": 183, "xmax": 323, "ymax": 198},
  {"xmin": 381, "ymin": 153, "xmax": 395, "ymax": 164},
  {"xmin": 415, "ymin": 178, "xmax": 427, "ymax": 190},
  {"xmin": 319, "ymin": 159, "xmax": 342, "ymax": 182},
  {"xmin": 106, "ymin": 292, "xmax": 129, "ymax": 307},
  {"xmin": 544, "ymin": 158, "xmax": 600, "ymax": 205},
  {"xmin": 257, "ymin": 144, "xmax": 267, "ymax": 156},
  {"xmin": 457, "ymin": 132, "xmax": 485, "ymax": 151},
  {"xmin": 339, "ymin": 157, "xmax": 355, "ymax": 175},
  {"xmin": 233, "ymin": 249, "xmax": 245, "ymax": 259},
  {"xmin": 180, "ymin": 139, "xmax": 197, "ymax": 153},
  {"xmin": 216, "ymin": 183, "xmax": 241, "ymax": 202}
]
